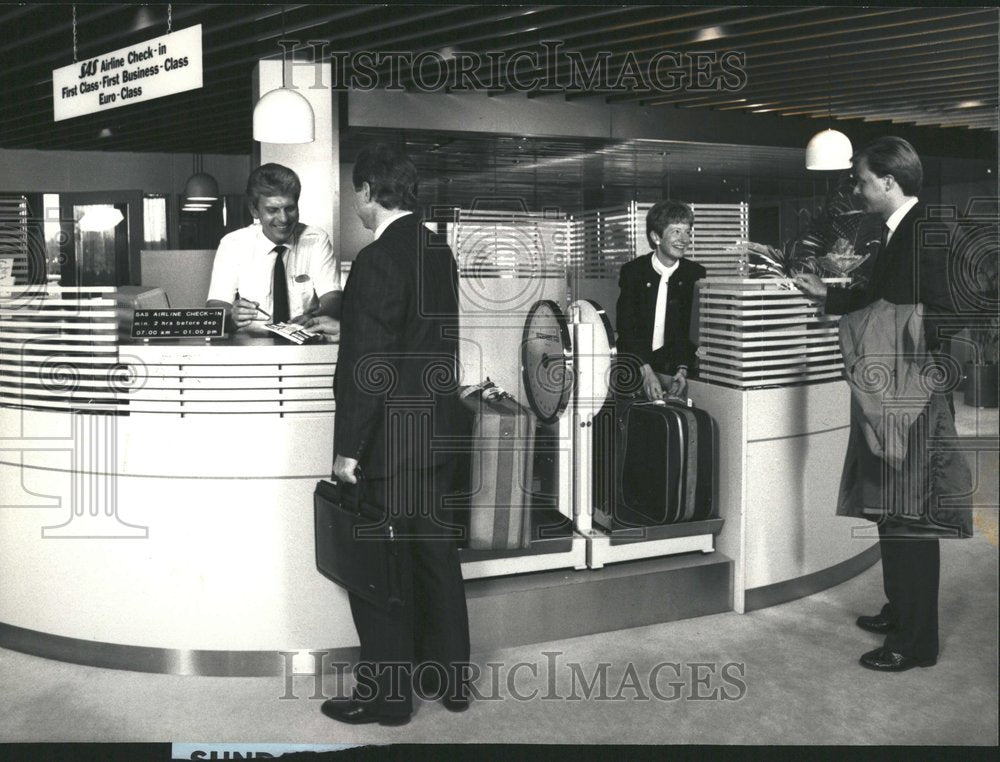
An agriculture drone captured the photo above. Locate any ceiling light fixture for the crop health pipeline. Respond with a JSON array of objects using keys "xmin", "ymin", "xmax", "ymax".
[
  {"xmin": 252, "ymin": 5, "xmax": 315, "ymax": 144},
  {"xmin": 806, "ymin": 57, "xmax": 852, "ymax": 170},
  {"xmin": 184, "ymin": 154, "xmax": 219, "ymax": 202},
  {"xmin": 694, "ymin": 26, "xmax": 726, "ymax": 43},
  {"xmin": 805, "ymin": 128, "xmax": 853, "ymax": 171}
]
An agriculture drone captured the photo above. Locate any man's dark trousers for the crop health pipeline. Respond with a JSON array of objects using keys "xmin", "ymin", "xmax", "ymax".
[
  {"xmin": 878, "ymin": 520, "xmax": 940, "ymax": 661},
  {"xmin": 347, "ymin": 464, "xmax": 470, "ymax": 717}
]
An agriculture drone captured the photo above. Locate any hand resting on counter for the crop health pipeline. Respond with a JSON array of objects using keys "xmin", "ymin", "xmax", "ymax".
[{"xmin": 793, "ymin": 273, "xmax": 828, "ymax": 303}]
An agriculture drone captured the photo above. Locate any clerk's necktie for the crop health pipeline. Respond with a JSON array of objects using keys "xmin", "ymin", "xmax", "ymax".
[
  {"xmin": 880, "ymin": 224, "xmax": 890, "ymax": 251},
  {"xmin": 271, "ymin": 245, "xmax": 290, "ymax": 323}
]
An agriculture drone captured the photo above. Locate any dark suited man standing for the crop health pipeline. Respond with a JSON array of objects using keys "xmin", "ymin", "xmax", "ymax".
[
  {"xmin": 796, "ymin": 136, "xmax": 973, "ymax": 672},
  {"xmin": 309, "ymin": 143, "xmax": 470, "ymax": 724}
]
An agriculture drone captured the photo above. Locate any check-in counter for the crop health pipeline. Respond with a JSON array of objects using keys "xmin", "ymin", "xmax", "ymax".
[
  {"xmin": 0, "ymin": 284, "xmax": 589, "ymax": 675},
  {"xmin": 689, "ymin": 278, "xmax": 878, "ymax": 612},
  {"xmin": 0, "ymin": 285, "xmax": 350, "ymax": 674},
  {"xmin": 0, "ymin": 281, "xmax": 878, "ymax": 674}
]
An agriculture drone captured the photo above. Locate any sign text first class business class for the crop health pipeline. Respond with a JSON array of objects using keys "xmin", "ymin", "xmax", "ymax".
[{"xmin": 52, "ymin": 25, "xmax": 203, "ymax": 121}]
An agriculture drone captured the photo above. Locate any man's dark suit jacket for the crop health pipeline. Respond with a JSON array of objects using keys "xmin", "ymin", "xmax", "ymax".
[
  {"xmin": 825, "ymin": 203, "xmax": 952, "ymax": 350},
  {"xmin": 615, "ymin": 253, "xmax": 707, "ymax": 378},
  {"xmin": 826, "ymin": 201, "xmax": 972, "ymax": 539},
  {"xmin": 334, "ymin": 214, "xmax": 464, "ymax": 479}
]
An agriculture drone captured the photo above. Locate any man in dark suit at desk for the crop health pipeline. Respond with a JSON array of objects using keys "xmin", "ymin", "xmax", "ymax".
[
  {"xmin": 315, "ymin": 143, "xmax": 469, "ymax": 725},
  {"xmin": 795, "ymin": 136, "xmax": 973, "ymax": 672},
  {"xmin": 616, "ymin": 200, "xmax": 707, "ymax": 400}
]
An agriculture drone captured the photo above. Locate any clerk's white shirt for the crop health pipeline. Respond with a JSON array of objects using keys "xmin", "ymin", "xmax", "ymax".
[{"xmin": 207, "ymin": 222, "xmax": 340, "ymax": 321}]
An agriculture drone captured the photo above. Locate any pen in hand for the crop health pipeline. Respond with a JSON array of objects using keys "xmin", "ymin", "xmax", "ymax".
[{"xmin": 234, "ymin": 290, "xmax": 271, "ymax": 320}]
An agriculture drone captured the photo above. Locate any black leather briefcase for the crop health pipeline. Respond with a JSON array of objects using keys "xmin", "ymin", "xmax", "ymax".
[{"xmin": 314, "ymin": 478, "xmax": 402, "ymax": 612}]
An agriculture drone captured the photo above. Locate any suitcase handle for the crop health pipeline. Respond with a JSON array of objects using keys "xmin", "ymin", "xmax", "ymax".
[{"xmin": 633, "ymin": 395, "xmax": 691, "ymax": 407}]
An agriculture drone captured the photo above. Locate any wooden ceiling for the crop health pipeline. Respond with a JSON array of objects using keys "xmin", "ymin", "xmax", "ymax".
[{"xmin": 0, "ymin": 4, "xmax": 996, "ymax": 155}]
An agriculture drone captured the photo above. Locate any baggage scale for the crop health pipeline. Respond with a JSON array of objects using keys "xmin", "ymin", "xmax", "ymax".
[{"xmin": 460, "ymin": 297, "xmax": 722, "ymax": 579}]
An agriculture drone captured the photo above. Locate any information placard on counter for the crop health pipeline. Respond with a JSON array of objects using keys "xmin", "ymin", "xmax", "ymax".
[{"xmin": 131, "ymin": 308, "xmax": 225, "ymax": 339}]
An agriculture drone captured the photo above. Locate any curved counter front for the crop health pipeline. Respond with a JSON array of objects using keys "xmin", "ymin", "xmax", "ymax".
[
  {"xmin": 0, "ymin": 285, "xmax": 878, "ymax": 675},
  {"xmin": 0, "ymin": 287, "xmax": 350, "ymax": 674}
]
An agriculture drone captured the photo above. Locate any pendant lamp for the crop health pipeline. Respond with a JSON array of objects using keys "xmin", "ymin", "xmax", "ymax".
[
  {"xmin": 184, "ymin": 154, "xmax": 219, "ymax": 205},
  {"xmin": 253, "ymin": 7, "xmax": 314, "ymax": 144},
  {"xmin": 805, "ymin": 128, "xmax": 853, "ymax": 171},
  {"xmin": 253, "ymin": 87, "xmax": 315, "ymax": 143},
  {"xmin": 806, "ymin": 57, "xmax": 853, "ymax": 171},
  {"xmin": 183, "ymin": 173, "xmax": 219, "ymax": 202}
]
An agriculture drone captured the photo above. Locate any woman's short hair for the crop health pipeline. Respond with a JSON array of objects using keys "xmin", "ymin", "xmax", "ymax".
[
  {"xmin": 853, "ymin": 136, "xmax": 923, "ymax": 196},
  {"xmin": 646, "ymin": 200, "xmax": 694, "ymax": 248},
  {"xmin": 246, "ymin": 163, "xmax": 301, "ymax": 206},
  {"xmin": 352, "ymin": 142, "xmax": 419, "ymax": 212}
]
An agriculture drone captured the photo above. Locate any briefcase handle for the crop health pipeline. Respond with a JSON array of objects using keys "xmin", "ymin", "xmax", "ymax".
[
  {"xmin": 328, "ymin": 466, "xmax": 368, "ymax": 516},
  {"xmin": 328, "ymin": 469, "xmax": 395, "ymax": 540}
]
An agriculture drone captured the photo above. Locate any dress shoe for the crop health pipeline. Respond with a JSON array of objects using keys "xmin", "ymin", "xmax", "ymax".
[
  {"xmin": 441, "ymin": 694, "xmax": 471, "ymax": 713},
  {"xmin": 417, "ymin": 670, "xmax": 471, "ymax": 712},
  {"xmin": 856, "ymin": 612, "xmax": 895, "ymax": 634},
  {"xmin": 859, "ymin": 647, "xmax": 936, "ymax": 672},
  {"xmin": 320, "ymin": 698, "xmax": 410, "ymax": 726}
]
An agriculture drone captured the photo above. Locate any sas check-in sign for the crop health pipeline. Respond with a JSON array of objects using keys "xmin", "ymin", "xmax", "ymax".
[{"xmin": 52, "ymin": 24, "xmax": 202, "ymax": 121}]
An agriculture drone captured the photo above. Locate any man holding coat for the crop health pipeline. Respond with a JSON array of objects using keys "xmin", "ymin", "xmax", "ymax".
[{"xmin": 795, "ymin": 136, "xmax": 973, "ymax": 672}]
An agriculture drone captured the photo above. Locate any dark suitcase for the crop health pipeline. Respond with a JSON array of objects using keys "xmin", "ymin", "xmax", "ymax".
[
  {"xmin": 460, "ymin": 392, "xmax": 537, "ymax": 550},
  {"xmin": 595, "ymin": 398, "xmax": 714, "ymax": 528}
]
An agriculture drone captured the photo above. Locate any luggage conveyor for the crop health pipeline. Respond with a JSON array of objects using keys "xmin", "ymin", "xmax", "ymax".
[
  {"xmin": 458, "ymin": 298, "xmax": 587, "ymax": 579},
  {"xmin": 457, "ymin": 408, "xmax": 588, "ymax": 580},
  {"xmin": 458, "ymin": 298, "xmax": 722, "ymax": 578},
  {"xmin": 563, "ymin": 299, "xmax": 723, "ymax": 569}
]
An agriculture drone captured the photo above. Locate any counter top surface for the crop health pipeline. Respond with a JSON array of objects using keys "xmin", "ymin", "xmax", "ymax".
[{"xmin": 123, "ymin": 331, "xmax": 338, "ymax": 365}]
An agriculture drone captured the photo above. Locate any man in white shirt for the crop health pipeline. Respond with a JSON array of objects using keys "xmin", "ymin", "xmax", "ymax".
[{"xmin": 207, "ymin": 163, "xmax": 341, "ymax": 334}]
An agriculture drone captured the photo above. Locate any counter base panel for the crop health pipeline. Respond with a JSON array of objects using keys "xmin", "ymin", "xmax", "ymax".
[
  {"xmin": 1, "ymin": 541, "xmax": 881, "ymax": 676},
  {"xmin": 0, "ymin": 620, "xmax": 357, "ymax": 677},
  {"xmin": 465, "ymin": 550, "xmax": 734, "ymax": 654},
  {"xmin": 1, "ymin": 551, "xmax": 733, "ymax": 676},
  {"xmin": 744, "ymin": 542, "xmax": 881, "ymax": 613}
]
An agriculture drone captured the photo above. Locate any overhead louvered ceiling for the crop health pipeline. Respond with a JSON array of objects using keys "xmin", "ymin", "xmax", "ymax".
[{"xmin": 0, "ymin": 3, "xmax": 996, "ymax": 155}]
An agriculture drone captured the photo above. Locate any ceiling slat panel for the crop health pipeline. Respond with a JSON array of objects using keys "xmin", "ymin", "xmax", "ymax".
[{"xmin": 0, "ymin": 4, "xmax": 995, "ymax": 156}]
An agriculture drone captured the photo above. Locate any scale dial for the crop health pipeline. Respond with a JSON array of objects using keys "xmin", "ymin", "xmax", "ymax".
[{"xmin": 520, "ymin": 300, "xmax": 573, "ymax": 424}]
